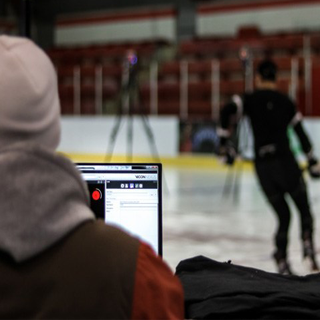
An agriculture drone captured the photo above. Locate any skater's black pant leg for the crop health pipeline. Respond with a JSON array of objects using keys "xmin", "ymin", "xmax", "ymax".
[
  {"xmin": 289, "ymin": 178, "xmax": 314, "ymax": 240},
  {"xmin": 268, "ymin": 193, "xmax": 291, "ymax": 257}
]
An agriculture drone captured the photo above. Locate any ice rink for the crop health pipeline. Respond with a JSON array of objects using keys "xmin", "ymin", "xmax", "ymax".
[{"xmin": 161, "ymin": 160, "xmax": 320, "ymax": 276}]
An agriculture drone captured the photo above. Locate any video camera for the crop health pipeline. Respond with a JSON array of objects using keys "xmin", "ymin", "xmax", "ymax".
[{"xmin": 124, "ymin": 49, "xmax": 138, "ymax": 68}]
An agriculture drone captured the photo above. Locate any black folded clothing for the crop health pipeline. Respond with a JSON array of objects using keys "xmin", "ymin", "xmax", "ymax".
[{"xmin": 176, "ymin": 256, "xmax": 320, "ymax": 319}]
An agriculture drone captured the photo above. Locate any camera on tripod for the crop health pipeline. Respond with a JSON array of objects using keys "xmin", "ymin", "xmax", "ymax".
[
  {"xmin": 122, "ymin": 49, "xmax": 139, "ymax": 90},
  {"xmin": 106, "ymin": 48, "xmax": 162, "ymax": 164},
  {"xmin": 125, "ymin": 49, "xmax": 138, "ymax": 67},
  {"xmin": 120, "ymin": 49, "xmax": 141, "ymax": 115}
]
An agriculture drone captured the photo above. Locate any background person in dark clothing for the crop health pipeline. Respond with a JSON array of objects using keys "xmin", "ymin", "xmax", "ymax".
[{"xmin": 219, "ymin": 59, "xmax": 320, "ymax": 275}]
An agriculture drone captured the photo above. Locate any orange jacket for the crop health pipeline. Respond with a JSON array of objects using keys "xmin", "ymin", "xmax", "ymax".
[{"xmin": 132, "ymin": 241, "xmax": 184, "ymax": 319}]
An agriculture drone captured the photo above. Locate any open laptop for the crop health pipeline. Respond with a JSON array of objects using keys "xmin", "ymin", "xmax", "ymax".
[{"xmin": 76, "ymin": 163, "xmax": 162, "ymax": 256}]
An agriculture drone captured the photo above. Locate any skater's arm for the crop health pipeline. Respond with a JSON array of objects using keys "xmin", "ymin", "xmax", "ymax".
[
  {"xmin": 290, "ymin": 112, "xmax": 320, "ymax": 178},
  {"xmin": 218, "ymin": 98, "xmax": 240, "ymax": 166},
  {"xmin": 219, "ymin": 101, "xmax": 238, "ymax": 147},
  {"xmin": 291, "ymin": 112, "xmax": 312, "ymax": 154}
]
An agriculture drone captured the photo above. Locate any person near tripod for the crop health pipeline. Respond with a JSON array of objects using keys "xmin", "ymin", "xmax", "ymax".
[{"xmin": 219, "ymin": 59, "xmax": 320, "ymax": 275}]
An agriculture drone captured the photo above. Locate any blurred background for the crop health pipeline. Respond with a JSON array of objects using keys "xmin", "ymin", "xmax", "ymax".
[{"xmin": 2, "ymin": 0, "xmax": 320, "ymax": 274}]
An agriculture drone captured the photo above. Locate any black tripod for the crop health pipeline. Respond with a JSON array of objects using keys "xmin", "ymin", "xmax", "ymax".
[
  {"xmin": 222, "ymin": 46, "xmax": 254, "ymax": 202},
  {"xmin": 222, "ymin": 115, "xmax": 252, "ymax": 202},
  {"xmin": 105, "ymin": 54, "xmax": 162, "ymax": 164}
]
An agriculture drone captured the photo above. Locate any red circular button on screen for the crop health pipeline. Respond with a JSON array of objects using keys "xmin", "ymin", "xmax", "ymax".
[{"xmin": 92, "ymin": 190, "xmax": 101, "ymax": 201}]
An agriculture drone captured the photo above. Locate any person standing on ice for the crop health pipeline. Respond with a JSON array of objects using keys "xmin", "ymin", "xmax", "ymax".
[{"xmin": 219, "ymin": 59, "xmax": 320, "ymax": 275}]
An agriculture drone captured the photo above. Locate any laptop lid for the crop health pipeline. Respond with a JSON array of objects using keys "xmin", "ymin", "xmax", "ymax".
[{"xmin": 76, "ymin": 163, "xmax": 162, "ymax": 256}]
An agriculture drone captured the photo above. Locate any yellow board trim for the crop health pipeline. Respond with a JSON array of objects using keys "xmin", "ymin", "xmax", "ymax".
[{"xmin": 59, "ymin": 151, "xmax": 254, "ymax": 171}]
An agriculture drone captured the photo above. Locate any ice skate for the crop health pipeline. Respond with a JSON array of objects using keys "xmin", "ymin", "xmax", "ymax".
[
  {"xmin": 273, "ymin": 252, "xmax": 294, "ymax": 275},
  {"xmin": 303, "ymin": 238, "xmax": 319, "ymax": 273}
]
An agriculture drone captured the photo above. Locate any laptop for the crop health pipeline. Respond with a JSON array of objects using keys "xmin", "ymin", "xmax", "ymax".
[{"xmin": 76, "ymin": 163, "xmax": 162, "ymax": 256}]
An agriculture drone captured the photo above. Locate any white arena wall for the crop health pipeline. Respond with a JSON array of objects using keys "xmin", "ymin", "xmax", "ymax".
[
  {"xmin": 54, "ymin": 1, "xmax": 320, "ymax": 46},
  {"xmin": 55, "ymin": 7, "xmax": 177, "ymax": 46},
  {"xmin": 197, "ymin": 0, "xmax": 320, "ymax": 38},
  {"xmin": 58, "ymin": 116, "xmax": 320, "ymax": 161}
]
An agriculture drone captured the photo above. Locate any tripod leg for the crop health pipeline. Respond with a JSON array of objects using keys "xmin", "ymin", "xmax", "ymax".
[
  {"xmin": 105, "ymin": 114, "xmax": 123, "ymax": 162},
  {"xmin": 140, "ymin": 115, "xmax": 162, "ymax": 162},
  {"xmin": 140, "ymin": 114, "xmax": 170, "ymax": 194},
  {"xmin": 233, "ymin": 160, "xmax": 243, "ymax": 203},
  {"xmin": 127, "ymin": 115, "xmax": 133, "ymax": 162},
  {"xmin": 221, "ymin": 160, "xmax": 243, "ymax": 202},
  {"xmin": 222, "ymin": 165, "xmax": 235, "ymax": 198}
]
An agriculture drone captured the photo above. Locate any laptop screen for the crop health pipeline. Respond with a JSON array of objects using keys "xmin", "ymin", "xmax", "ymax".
[{"xmin": 76, "ymin": 163, "xmax": 162, "ymax": 256}]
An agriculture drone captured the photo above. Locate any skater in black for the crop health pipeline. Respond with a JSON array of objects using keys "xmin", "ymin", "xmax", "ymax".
[{"xmin": 219, "ymin": 59, "xmax": 320, "ymax": 275}]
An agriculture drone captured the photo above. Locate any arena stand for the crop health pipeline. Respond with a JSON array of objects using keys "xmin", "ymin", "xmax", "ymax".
[{"xmin": 47, "ymin": 26, "xmax": 320, "ymax": 119}]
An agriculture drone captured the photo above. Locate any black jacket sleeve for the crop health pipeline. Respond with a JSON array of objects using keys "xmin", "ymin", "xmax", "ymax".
[
  {"xmin": 220, "ymin": 102, "xmax": 238, "ymax": 128},
  {"xmin": 292, "ymin": 120, "xmax": 312, "ymax": 155},
  {"xmin": 219, "ymin": 102, "xmax": 238, "ymax": 147}
]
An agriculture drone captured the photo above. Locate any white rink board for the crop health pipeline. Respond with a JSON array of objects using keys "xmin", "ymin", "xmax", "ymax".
[
  {"xmin": 58, "ymin": 116, "xmax": 320, "ymax": 159},
  {"xmin": 58, "ymin": 115, "xmax": 179, "ymax": 157}
]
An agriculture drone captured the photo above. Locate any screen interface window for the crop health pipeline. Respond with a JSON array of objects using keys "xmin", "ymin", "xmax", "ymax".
[{"xmin": 77, "ymin": 164, "xmax": 161, "ymax": 254}]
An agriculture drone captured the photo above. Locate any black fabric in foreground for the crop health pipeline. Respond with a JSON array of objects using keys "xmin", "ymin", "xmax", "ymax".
[{"xmin": 176, "ymin": 256, "xmax": 320, "ymax": 319}]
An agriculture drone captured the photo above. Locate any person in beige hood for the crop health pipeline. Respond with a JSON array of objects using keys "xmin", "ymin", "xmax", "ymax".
[{"xmin": 0, "ymin": 35, "xmax": 184, "ymax": 319}]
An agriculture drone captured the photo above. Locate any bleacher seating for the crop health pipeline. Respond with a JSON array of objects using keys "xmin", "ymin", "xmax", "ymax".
[{"xmin": 48, "ymin": 28, "xmax": 320, "ymax": 118}]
